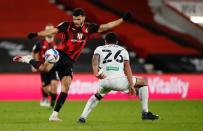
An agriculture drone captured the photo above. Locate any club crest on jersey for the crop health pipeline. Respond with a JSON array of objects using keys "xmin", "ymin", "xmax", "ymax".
[
  {"xmin": 77, "ymin": 33, "xmax": 83, "ymax": 40},
  {"xmin": 85, "ymin": 28, "xmax": 88, "ymax": 33}
]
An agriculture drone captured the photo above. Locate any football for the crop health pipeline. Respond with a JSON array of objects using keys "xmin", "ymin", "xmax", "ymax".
[{"xmin": 44, "ymin": 49, "xmax": 60, "ymax": 63}]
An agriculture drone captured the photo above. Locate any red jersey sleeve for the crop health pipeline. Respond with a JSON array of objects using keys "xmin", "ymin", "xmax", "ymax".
[{"xmin": 56, "ymin": 21, "xmax": 70, "ymax": 33}]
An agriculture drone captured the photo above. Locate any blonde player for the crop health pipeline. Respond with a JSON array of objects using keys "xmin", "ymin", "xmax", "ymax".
[{"xmin": 78, "ymin": 32, "xmax": 159, "ymax": 123}]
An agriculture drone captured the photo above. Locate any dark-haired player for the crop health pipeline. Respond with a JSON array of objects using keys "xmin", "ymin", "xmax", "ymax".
[
  {"xmin": 78, "ymin": 32, "xmax": 159, "ymax": 123},
  {"xmin": 32, "ymin": 24, "xmax": 59, "ymax": 108},
  {"xmin": 13, "ymin": 8, "xmax": 131, "ymax": 121}
]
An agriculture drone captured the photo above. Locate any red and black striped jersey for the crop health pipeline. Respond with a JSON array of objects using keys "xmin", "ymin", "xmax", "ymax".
[
  {"xmin": 32, "ymin": 39, "xmax": 60, "ymax": 61},
  {"xmin": 56, "ymin": 21, "xmax": 99, "ymax": 61}
]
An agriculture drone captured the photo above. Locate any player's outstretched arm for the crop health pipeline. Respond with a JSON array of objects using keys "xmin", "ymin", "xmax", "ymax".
[
  {"xmin": 97, "ymin": 12, "xmax": 131, "ymax": 33},
  {"xmin": 124, "ymin": 60, "xmax": 136, "ymax": 95},
  {"xmin": 27, "ymin": 28, "xmax": 58, "ymax": 39}
]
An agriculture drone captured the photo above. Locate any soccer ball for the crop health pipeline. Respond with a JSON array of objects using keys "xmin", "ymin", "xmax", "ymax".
[{"xmin": 44, "ymin": 49, "xmax": 60, "ymax": 63}]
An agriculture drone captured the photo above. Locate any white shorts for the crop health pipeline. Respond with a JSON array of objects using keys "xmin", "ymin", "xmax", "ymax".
[{"xmin": 98, "ymin": 76, "xmax": 138, "ymax": 96}]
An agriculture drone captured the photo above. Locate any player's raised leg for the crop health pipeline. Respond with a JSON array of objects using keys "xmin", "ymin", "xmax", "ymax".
[
  {"xmin": 13, "ymin": 54, "xmax": 54, "ymax": 73},
  {"xmin": 13, "ymin": 55, "xmax": 33, "ymax": 64}
]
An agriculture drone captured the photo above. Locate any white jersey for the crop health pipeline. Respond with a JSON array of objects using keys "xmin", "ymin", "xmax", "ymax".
[{"xmin": 94, "ymin": 44, "xmax": 129, "ymax": 78}]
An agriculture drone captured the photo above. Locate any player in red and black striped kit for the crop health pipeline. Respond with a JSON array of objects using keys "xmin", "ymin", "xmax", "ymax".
[
  {"xmin": 13, "ymin": 8, "xmax": 132, "ymax": 121},
  {"xmin": 32, "ymin": 24, "xmax": 60, "ymax": 108}
]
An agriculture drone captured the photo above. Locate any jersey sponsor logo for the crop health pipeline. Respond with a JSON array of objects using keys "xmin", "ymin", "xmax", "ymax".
[
  {"xmin": 106, "ymin": 66, "xmax": 119, "ymax": 71},
  {"xmin": 71, "ymin": 39, "xmax": 85, "ymax": 43}
]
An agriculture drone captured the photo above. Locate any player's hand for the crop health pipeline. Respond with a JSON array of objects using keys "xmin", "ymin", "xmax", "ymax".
[
  {"xmin": 129, "ymin": 85, "xmax": 136, "ymax": 95},
  {"xmin": 96, "ymin": 70, "xmax": 106, "ymax": 79},
  {"xmin": 122, "ymin": 12, "xmax": 132, "ymax": 21},
  {"xmin": 27, "ymin": 33, "xmax": 38, "ymax": 39}
]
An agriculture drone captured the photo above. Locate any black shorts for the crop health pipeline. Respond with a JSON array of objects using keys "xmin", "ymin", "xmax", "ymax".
[
  {"xmin": 52, "ymin": 50, "xmax": 74, "ymax": 79},
  {"xmin": 40, "ymin": 70, "xmax": 58, "ymax": 87}
]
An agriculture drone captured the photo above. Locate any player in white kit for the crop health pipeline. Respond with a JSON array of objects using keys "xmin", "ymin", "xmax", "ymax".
[{"xmin": 78, "ymin": 32, "xmax": 159, "ymax": 123}]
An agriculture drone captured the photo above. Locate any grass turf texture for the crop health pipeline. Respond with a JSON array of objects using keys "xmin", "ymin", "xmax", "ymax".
[{"xmin": 0, "ymin": 100, "xmax": 202, "ymax": 131}]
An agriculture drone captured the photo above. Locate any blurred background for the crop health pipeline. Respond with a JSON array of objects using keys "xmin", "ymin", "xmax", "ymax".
[{"xmin": 0, "ymin": 0, "xmax": 203, "ymax": 100}]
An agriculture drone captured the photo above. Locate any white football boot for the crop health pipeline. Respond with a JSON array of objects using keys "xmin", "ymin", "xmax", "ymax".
[
  {"xmin": 13, "ymin": 55, "xmax": 33, "ymax": 64},
  {"xmin": 40, "ymin": 98, "xmax": 50, "ymax": 107},
  {"xmin": 49, "ymin": 111, "xmax": 63, "ymax": 122}
]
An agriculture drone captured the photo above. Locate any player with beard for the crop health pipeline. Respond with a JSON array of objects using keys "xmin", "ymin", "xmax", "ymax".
[{"xmin": 13, "ymin": 8, "xmax": 132, "ymax": 121}]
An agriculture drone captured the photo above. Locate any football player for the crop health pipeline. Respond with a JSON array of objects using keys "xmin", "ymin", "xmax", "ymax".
[
  {"xmin": 78, "ymin": 32, "xmax": 159, "ymax": 123},
  {"xmin": 31, "ymin": 24, "xmax": 59, "ymax": 108},
  {"xmin": 13, "ymin": 8, "xmax": 131, "ymax": 121}
]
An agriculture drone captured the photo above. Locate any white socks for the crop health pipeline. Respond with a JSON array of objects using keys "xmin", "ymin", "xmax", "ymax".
[
  {"xmin": 80, "ymin": 86, "xmax": 149, "ymax": 119},
  {"xmin": 138, "ymin": 86, "xmax": 149, "ymax": 112},
  {"xmin": 80, "ymin": 95, "xmax": 99, "ymax": 119}
]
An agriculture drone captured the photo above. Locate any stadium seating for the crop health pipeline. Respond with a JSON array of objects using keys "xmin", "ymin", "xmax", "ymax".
[
  {"xmin": 57, "ymin": 0, "xmax": 200, "ymax": 58},
  {"xmin": 0, "ymin": 0, "xmax": 71, "ymax": 38},
  {"xmin": 0, "ymin": 0, "xmax": 202, "ymax": 73},
  {"xmin": 54, "ymin": 0, "xmax": 203, "ymax": 73},
  {"xmin": 94, "ymin": 0, "xmax": 203, "ymax": 51}
]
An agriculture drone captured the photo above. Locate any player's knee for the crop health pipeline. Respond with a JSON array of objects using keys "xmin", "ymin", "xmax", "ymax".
[
  {"xmin": 136, "ymin": 78, "xmax": 148, "ymax": 87},
  {"xmin": 94, "ymin": 93, "xmax": 103, "ymax": 100},
  {"xmin": 143, "ymin": 78, "xmax": 148, "ymax": 86},
  {"xmin": 64, "ymin": 83, "xmax": 71, "ymax": 90},
  {"xmin": 51, "ymin": 80, "xmax": 58, "ymax": 93},
  {"xmin": 61, "ymin": 76, "xmax": 72, "ymax": 92},
  {"xmin": 61, "ymin": 83, "xmax": 70, "ymax": 93},
  {"xmin": 43, "ymin": 85, "xmax": 49, "ymax": 93},
  {"xmin": 51, "ymin": 80, "xmax": 58, "ymax": 88},
  {"xmin": 62, "ymin": 76, "xmax": 71, "ymax": 87}
]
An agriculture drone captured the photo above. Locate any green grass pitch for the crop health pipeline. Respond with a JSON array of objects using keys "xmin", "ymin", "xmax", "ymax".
[{"xmin": 0, "ymin": 100, "xmax": 202, "ymax": 131}]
